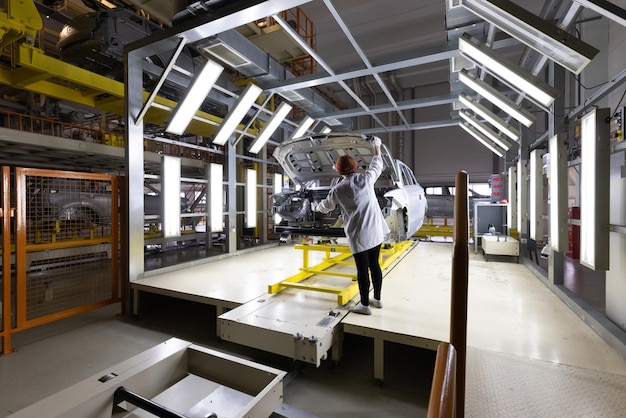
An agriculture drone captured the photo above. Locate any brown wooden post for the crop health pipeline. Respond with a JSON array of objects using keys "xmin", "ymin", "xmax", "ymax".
[{"xmin": 451, "ymin": 170, "xmax": 469, "ymax": 418}]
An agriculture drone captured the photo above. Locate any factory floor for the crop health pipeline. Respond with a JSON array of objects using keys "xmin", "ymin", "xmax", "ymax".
[{"xmin": 2, "ymin": 240, "xmax": 626, "ymax": 417}]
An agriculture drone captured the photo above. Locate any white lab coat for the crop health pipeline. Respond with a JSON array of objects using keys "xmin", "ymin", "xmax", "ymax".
[{"xmin": 317, "ymin": 155, "xmax": 390, "ymax": 254}]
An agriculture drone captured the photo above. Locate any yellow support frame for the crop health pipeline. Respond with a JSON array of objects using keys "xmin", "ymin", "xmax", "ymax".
[{"xmin": 268, "ymin": 239, "xmax": 414, "ymax": 305}]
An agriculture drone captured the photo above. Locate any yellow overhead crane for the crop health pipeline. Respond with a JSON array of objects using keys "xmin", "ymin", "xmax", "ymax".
[{"xmin": 0, "ymin": 0, "xmax": 256, "ymax": 139}]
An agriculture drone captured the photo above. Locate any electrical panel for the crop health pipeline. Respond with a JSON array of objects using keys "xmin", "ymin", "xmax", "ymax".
[{"xmin": 611, "ymin": 106, "xmax": 624, "ymax": 141}]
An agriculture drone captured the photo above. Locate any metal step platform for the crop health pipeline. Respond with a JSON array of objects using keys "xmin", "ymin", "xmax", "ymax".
[{"xmin": 219, "ymin": 240, "xmax": 416, "ymax": 366}]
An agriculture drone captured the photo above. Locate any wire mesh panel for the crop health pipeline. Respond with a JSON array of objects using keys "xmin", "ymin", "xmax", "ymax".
[{"xmin": 15, "ymin": 168, "xmax": 119, "ymax": 329}]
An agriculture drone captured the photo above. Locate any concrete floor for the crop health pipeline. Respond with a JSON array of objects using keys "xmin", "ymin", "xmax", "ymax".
[{"xmin": 2, "ymin": 240, "xmax": 626, "ymax": 417}]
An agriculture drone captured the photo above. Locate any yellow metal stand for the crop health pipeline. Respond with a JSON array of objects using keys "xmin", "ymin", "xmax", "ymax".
[{"xmin": 268, "ymin": 239, "xmax": 414, "ymax": 305}]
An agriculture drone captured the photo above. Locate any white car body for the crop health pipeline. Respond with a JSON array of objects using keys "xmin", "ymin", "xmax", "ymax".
[{"xmin": 272, "ymin": 133, "xmax": 427, "ymax": 242}]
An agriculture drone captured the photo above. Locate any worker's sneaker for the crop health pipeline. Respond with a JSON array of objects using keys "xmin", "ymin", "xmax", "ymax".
[
  {"xmin": 350, "ymin": 302, "xmax": 372, "ymax": 315},
  {"xmin": 370, "ymin": 299, "xmax": 383, "ymax": 309}
]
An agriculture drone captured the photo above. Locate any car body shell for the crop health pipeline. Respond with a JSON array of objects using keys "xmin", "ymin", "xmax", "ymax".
[
  {"xmin": 271, "ymin": 133, "xmax": 428, "ymax": 242},
  {"xmin": 424, "ymin": 185, "xmax": 491, "ymax": 219}
]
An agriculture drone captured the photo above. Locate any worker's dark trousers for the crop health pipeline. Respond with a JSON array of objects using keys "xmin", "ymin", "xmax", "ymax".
[{"xmin": 353, "ymin": 244, "xmax": 382, "ymax": 306}]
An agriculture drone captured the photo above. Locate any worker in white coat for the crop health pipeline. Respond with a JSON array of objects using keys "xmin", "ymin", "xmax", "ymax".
[{"xmin": 314, "ymin": 136, "xmax": 390, "ymax": 315}]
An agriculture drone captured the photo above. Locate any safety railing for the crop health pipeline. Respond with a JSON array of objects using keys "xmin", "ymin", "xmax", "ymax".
[
  {"xmin": 427, "ymin": 170, "xmax": 469, "ymax": 418},
  {"xmin": 1, "ymin": 167, "xmax": 121, "ymax": 355}
]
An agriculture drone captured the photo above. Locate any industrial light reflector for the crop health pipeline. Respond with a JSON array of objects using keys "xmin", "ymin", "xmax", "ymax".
[
  {"xmin": 212, "ymin": 83, "xmax": 263, "ymax": 146},
  {"xmin": 166, "ymin": 60, "xmax": 223, "ymax": 135},
  {"xmin": 460, "ymin": 0, "xmax": 599, "ymax": 74},
  {"xmin": 580, "ymin": 108, "xmax": 610, "ymax": 270},
  {"xmin": 209, "ymin": 163, "xmax": 223, "ymax": 233},
  {"xmin": 459, "ymin": 93, "xmax": 520, "ymax": 141},
  {"xmin": 162, "ymin": 156, "xmax": 181, "ymax": 238},
  {"xmin": 459, "ymin": 109, "xmax": 513, "ymax": 150},
  {"xmin": 289, "ymin": 116, "xmax": 315, "ymax": 140},
  {"xmin": 549, "ymin": 134, "xmax": 568, "ymax": 252},
  {"xmin": 459, "ymin": 33, "xmax": 559, "ymax": 108},
  {"xmin": 249, "ymin": 102, "xmax": 293, "ymax": 154},
  {"xmin": 459, "ymin": 69, "xmax": 536, "ymax": 127},
  {"xmin": 458, "ymin": 121, "xmax": 505, "ymax": 157},
  {"xmin": 246, "ymin": 168, "xmax": 257, "ymax": 228}
]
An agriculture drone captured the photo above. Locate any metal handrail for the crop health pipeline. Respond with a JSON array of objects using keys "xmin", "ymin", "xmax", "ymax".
[{"xmin": 427, "ymin": 170, "xmax": 469, "ymax": 418}]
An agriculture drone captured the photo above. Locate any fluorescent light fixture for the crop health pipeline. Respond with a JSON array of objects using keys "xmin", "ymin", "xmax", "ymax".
[
  {"xmin": 549, "ymin": 134, "xmax": 568, "ymax": 251},
  {"xmin": 529, "ymin": 149, "xmax": 544, "ymax": 242},
  {"xmin": 459, "ymin": 93, "xmax": 520, "ymax": 141},
  {"xmin": 459, "ymin": 109, "xmax": 513, "ymax": 150},
  {"xmin": 575, "ymin": 0, "xmax": 626, "ymax": 28},
  {"xmin": 212, "ymin": 83, "xmax": 263, "ymax": 146},
  {"xmin": 249, "ymin": 102, "xmax": 293, "ymax": 154},
  {"xmin": 459, "ymin": 33, "xmax": 559, "ymax": 108},
  {"xmin": 209, "ymin": 163, "xmax": 223, "ymax": 232},
  {"xmin": 320, "ymin": 126, "xmax": 332, "ymax": 134},
  {"xmin": 162, "ymin": 156, "xmax": 181, "ymax": 238},
  {"xmin": 459, "ymin": 69, "xmax": 536, "ymax": 127},
  {"xmin": 458, "ymin": 121, "xmax": 505, "ymax": 157},
  {"xmin": 507, "ymin": 165, "xmax": 517, "ymax": 231},
  {"xmin": 273, "ymin": 172, "xmax": 283, "ymax": 225},
  {"xmin": 580, "ymin": 108, "xmax": 610, "ymax": 270},
  {"xmin": 246, "ymin": 168, "xmax": 257, "ymax": 228},
  {"xmin": 516, "ymin": 159, "xmax": 527, "ymax": 235},
  {"xmin": 289, "ymin": 116, "xmax": 315, "ymax": 140},
  {"xmin": 166, "ymin": 60, "xmax": 223, "ymax": 135},
  {"xmin": 460, "ymin": 0, "xmax": 599, "ymax": 74}
]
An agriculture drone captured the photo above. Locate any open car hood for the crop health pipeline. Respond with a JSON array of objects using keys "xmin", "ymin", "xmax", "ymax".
[{"xmin": 272, "ymin": 133, "xmax": 396, "ymax": 185}]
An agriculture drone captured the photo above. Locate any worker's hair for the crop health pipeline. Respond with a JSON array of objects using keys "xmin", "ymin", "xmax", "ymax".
[{"xmin": 335, "ymin": 155, "xmax": 358, "ymax": 175}]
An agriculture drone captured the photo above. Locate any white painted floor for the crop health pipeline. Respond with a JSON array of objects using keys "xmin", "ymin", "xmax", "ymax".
[{"xmin": 1, "ymin": 240, "xmax": 625, "ymax": 417}]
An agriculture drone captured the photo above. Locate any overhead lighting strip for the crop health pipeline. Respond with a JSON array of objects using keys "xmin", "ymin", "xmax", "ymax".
[
  {"xmin": 249, "ymin": 102, "xmax": 293, "ymax": 154},
  {"xmin": 212, "ymin": 83, "xmax": 263, "ymax": 146},
  {"xmin": 460, "ymin": 0, "xmax": 599, "ymax": 74},
  {"xmin": 289, "ymin": 116, "xmax": 315, "ymax": 140},
  {"xmin": 459, "ymin": 121, "xmax": 506, "ymax": 157},
  {"xmin": 458, "ymin": 69, "xmax": 536, "ymax": 127},
  {"xmin": 459, "ymin": 109, "xmax": 513, "ymax": 151},
  {"xmin": 166, "ymin": 59, "xmax": 224, "ymax": 135},
  {"xmin": 458, "ymin": 93, "xmax": 520, "ymax": 141},
  {"xmin": 459, "ymin": 33, "xmax": 559, "ymax": 108}
]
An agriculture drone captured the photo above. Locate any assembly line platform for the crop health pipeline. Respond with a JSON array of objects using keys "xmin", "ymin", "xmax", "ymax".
[{"xmin": 131, "ymin": 239, "xmax": 450, "ymax": 380}]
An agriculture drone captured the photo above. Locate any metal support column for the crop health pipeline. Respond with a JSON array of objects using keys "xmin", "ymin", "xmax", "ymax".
[
  {"xmin": 548, "ymin": 61, "xmax": 566, "ymax": 285},
  {"xmin": 227, "ymin": 140, "xmax": 238, "ymax": 253}
]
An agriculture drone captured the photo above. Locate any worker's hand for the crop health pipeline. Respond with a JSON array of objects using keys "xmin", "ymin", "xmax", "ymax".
[
  {"xmin": 368, "ymin": 135, "xmax": 382, "ymax": 147},
  {"xmin": 311, "ymin": 201, "xmax": 320, "ymax": 212}
]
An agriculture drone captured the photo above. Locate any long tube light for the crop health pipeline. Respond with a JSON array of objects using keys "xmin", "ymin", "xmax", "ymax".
[
  {"xmin": 458, "ymin": 121, "xmax": 505, "ymax": 157},
  {"xmin": 459, "ymin": 33, "xmax": 559, "ymax": 108},
  {"xmin": 289, "ymin": 116, "xmax": 315, "ymax": 140},
  {"xmin": 460, "ymin": 0, "xmax": 600, "ymax": 75},
  {"xmin": 529, "ymin": 149, "xmax": 544, "ymax": 242},
  {"xmin": 507, "ymin": 165, "xmax": 517, "ymax": 232},
  {"xmin": 458, "ymin": 69, "xmax": 536, "ymax": 127},
  {"xmin": 249, "ymin": 102, "xmax": 293, "ymax": 154},
  {"xmin": 166, "ymin": 60, "xmax": 224, "ymax": 135},
  {"xmin": 549, "ymin": 134, "xmax": 568, "ymax": 252},
  {"xmin": 246, "ymin": 168, "xmax": 257, "ymax": 228},
  {"xmin": 209, "ymin": 163, "xmax": 223, "ymax": 233},
  {"xmin": 459, "ymin": 93, "xmax": 520, "ymax": 141},
  {"xmin": 273, "ymin": 172, "xmax": 283, "ymax": 225},
  {"xmin": 459, "ymin": 109, "xmax": 513, "ymax": 150},
  {"xmin": 162, "ymin": 156, "xmax": 181, "ymax": 238},
  {"xmin": 212, "ymin": 83, "xmax": 263, "ymax": 146},
  {"xmin": 580, "ymin": 108, "xmax": 610, "ymax": 270}
]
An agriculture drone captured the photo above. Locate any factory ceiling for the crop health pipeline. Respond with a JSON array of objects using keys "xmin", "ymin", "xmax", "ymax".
[{"xmin": 0, "ymin": 0, "xmax": 620, "ymax": 173}]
